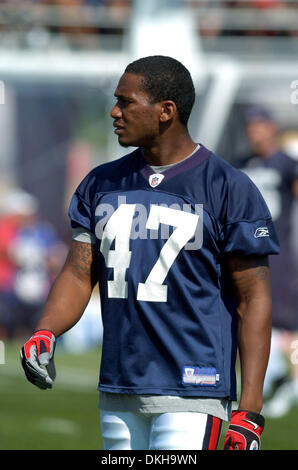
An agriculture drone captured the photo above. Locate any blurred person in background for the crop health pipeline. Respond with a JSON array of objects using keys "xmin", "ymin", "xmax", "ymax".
[
  {"xmin": 0, "ymin": 189, "xmax": 67, "ymax": 340},
  {"xmin": 238, "ymin": 105, "xmax": 298, "ymax": 418},
  {"xmin": 0, "ymin": 190, "xmax": 38, "ymax": 339}
]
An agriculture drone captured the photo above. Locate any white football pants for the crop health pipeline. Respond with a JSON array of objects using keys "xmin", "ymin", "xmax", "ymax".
[{"xmin": 100, "ymin": 411, "xmax": 222, "ymax": 450}]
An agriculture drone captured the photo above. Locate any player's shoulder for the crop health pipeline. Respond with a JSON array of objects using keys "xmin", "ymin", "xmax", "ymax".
[
  {"xmin": 207, "ymin": 150, "xmax": 257, "ymax": 192},
  {"xmin": 204, "ymin": 149, "xmax": 268, "ymax": 224},
  {"xmin": 75, "ymin": 148, "xmax": 139, "ymax": 194},
  {"xmin": 85, "ymin": 148, "xmax": 139, "ymax": 182}
]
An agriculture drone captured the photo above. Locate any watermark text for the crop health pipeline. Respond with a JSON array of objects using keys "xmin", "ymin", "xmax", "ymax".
[
  {"xmin": 0, "ymin": 80, "xmax": 4, "ymax": 105},
  {"xmin": 95, "ymin": 196, "xmax": 203, "ymax": 251},
  {"xmin": 290, "ymin": 80, "xmax": 298, "ymax": 104}
]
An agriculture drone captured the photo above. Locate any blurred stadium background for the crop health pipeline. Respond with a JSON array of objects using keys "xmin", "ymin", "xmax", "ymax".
[{"xmin": 0, "ymin": 0, "xmax": 298, "ymax": 450}]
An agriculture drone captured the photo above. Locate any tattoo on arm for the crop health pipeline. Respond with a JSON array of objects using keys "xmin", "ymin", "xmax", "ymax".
[
  {"xmin": 66, "ymin": 241, "xmax": 97, "ymax": 286},
  {"xmin": 226, "ymin": 255, "xmax": 270, "ymax": 302},
  {"xmin": 255, "ymin": 265, "xmax": 269, "ymax": 281}
]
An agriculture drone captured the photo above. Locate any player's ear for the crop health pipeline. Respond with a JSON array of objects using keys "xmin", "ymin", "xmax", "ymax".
[{"xmin": 159, "ymin": 100, "xmax": 177, "ymax": 123}]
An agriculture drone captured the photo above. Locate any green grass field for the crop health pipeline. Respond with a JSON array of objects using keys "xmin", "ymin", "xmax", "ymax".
[{"xmin": 1, "ymin": 341, "xmax": 298, "ymax": 450}]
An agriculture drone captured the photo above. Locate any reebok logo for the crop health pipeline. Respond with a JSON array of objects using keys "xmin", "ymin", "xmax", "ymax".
[{"xmin": 254, "ymin": 227, "xmax": 269, "ymax": 238}]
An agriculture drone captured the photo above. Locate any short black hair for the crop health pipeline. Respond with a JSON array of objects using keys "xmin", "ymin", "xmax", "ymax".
[{"xmin": 125, "ymin": 55, "xmax": 195, "ymax": 126}]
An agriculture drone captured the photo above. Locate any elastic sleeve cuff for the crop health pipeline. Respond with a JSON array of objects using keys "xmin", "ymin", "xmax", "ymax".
[{"xmin": 72, "ymin": 227, "xmax": 96, "ymax": 244}]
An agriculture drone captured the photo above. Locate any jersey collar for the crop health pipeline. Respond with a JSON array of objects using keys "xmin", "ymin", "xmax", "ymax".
[{"xmin": 138, "ymin": 144, "xmax": 211, "ymax": 186}]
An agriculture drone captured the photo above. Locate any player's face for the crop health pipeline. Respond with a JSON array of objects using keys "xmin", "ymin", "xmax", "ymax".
[
  {"xmin": 111, "ymin": 73, "xmax": 161, "ymax": 148},
  {"xmin": 246, "ymin": 120, "xmax": 277, "ymax": 150}
]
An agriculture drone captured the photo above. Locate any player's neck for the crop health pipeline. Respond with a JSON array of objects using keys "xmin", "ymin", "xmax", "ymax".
[{"xmin": 141, "ymin": 128, "xmax": 197, "ymax": 167}]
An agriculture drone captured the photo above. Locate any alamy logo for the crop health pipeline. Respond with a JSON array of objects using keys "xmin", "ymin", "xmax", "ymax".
[
  {"xmin": 0, "ymin": 81, "xmax": 4, "ymax": 105},
  {"xmin": 95, "ymin": 196, "xmax": 204, "ymax": 250},
  {"xmin": 290, "ymin": 80, "xmax": 298, "ymax": 105},
  {"xmin": 254, "ymin": 227, "xmax": 269, "ymax": 238}
]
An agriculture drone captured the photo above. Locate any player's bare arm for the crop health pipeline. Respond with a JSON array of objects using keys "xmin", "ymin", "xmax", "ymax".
[
  {"xmin": 35, "ymin": 240, "xmax": 97, "ymax": 338},
  {"xmin": 20, "ymin": 240, "xmax": 97, "ymax": 390},
  {"xmin": 226, "ymin": 254, "xmax": 272, "ymax": 414}
]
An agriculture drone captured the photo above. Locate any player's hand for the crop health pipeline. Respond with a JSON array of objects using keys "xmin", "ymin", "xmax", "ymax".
[
  {"xmin": 224, "ymin": 410, "xmax": 265, "ymax": 450},
  {"xmin": 20, "ymin": 329, "xmax": 56, "ymax": 390}
]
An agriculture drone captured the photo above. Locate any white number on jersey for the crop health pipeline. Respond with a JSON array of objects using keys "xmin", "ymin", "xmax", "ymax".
[{"xmin": 100, "ymin": 204, "xmax": 199, "ymax": 302}]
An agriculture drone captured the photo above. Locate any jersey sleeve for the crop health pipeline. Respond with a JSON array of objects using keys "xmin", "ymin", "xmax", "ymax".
[
  {"xmin": 220, "ymin": 170, "xmax": 280, "ymax": 256},
  {"xmin": 72, "ymin": 227, "xmax": 96, "ymax": 244},
  {"xmin": 68, "ymin": 190, "xmax": 92, "ymax": 232},
  {"xmin": 68, "ymin": 170, "xmax": 96, "ymax": 232}
]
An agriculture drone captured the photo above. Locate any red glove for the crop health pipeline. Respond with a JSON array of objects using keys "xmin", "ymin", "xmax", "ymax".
[
  {"xmin": 20, "ymin": 329, "xmax": 56, "ymax": 390},
  {"xmin": 224, "ymin": 410, "xmax": 265, "ymax": 450}
]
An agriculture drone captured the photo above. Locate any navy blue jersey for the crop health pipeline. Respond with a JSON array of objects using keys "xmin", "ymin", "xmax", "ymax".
[
  {"xmin": 239, "ymin": 151, "xmax": 298, "ymax": 243},
  {"xmin": 68, "ymin": 144, "xmax": 279, "ymax": 400},
  {"xmin": 239, "ymin": 150, "xmax": 298, "ymax": 329}
]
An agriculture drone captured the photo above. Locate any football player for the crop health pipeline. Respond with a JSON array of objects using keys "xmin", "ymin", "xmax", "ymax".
[
  {"xmin": 239, "ymin": 106, "xmax": 298, "ymax": 417},
  {"xmin": 20, "ymin": 56, "xmax": 279, "ymax": 450}
]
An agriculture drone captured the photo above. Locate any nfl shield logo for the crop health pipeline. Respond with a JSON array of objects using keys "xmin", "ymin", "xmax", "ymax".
[
  {"xmin": 149, "ymin": 173, "xmax": 164, "ymax": 188},
  {"xmin": 249, "ymin": 440, "xmax": 259, "ymax": 450}
]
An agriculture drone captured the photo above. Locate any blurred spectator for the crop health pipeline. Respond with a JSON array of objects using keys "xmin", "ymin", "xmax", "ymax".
[
  {"xmin": 237, "ymin": 106, "xmax": 298, "ymax": 417},
  {"xmin": 0, "ymin": 191, "xmax": 38, "ymax": 339},
  {"xmin": 0, "ymin": 0, "xmax": 106, "ymax": 4},
  {"xmin": 0, "ymin": 189, "xmax": 67, "ymax": 340},
  {"xmin": 196, "ymin": 1, "xmax": 297, "ymax": 38},
  {"xmin": 0, "ymin": 0, "xmax": 132, "ymax": 51}
]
